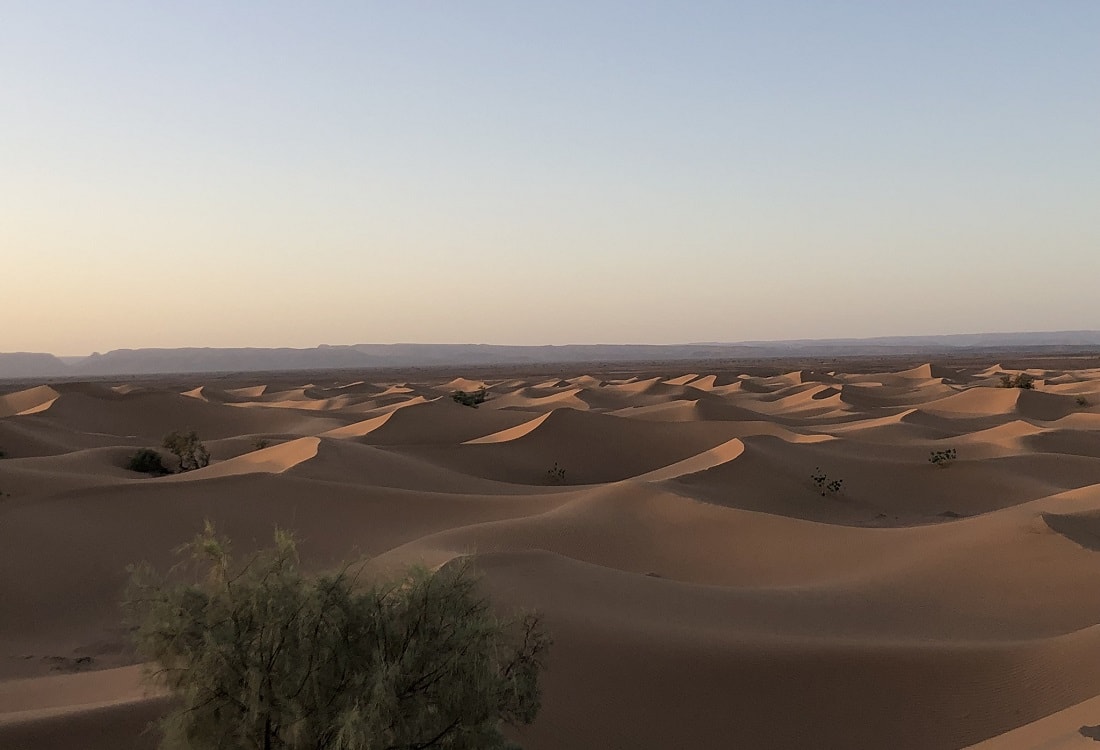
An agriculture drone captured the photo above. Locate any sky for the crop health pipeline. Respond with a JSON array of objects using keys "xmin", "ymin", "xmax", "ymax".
[{"xmin": 2, "ymin": 1, "xmax": 1098, "ymax": 355}]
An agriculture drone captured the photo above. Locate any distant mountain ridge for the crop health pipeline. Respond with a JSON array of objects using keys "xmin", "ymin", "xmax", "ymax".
[
  {"xmin": 0, "ymin": 352, "xmax": 72, "ymax": 378},
  {"xmin": 2, "ymin": 331, "xmax": 1099, "ymax": 379}
]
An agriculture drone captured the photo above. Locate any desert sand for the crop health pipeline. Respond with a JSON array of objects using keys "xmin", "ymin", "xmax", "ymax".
[{"xmin": 3, "ymin": 362, "xmax": 1100, "ymax": 748}]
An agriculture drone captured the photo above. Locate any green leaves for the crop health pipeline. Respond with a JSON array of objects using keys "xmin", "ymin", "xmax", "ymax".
[
  {"xmin": 998, "ymin": 373, "xmax": 1035, "ymax": 389},
  {"xmin": 125, "ymin": 525, "xmax": 550, "ymax": 750},
  {"xmin": 162, "ymin": 430, "xmax": 211, "ymax": 472},
  {"xmin": 452, "ymin": 389, "xmax": 488, "ymax": 408},
  {"xmin": 126, "ymin": 448, "xmax": 169, "ymax": 475},
  {"xmin": 929, "ymin": 448, "xmax": 958, "ymax": 467},
  {"xmin": 811, "ymin": 467, "xmax": 843, "ymax": 497}
]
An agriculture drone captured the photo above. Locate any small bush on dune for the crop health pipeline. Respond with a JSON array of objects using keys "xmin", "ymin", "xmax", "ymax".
[
  {"xmin": 252, "ymin": 438, "xmax": 271, "ymax": 450},
  {"xmin": 999, "ymin": 373, "xmax": 1035, "ymax": 389},
  {"xmin": 929, "ymin": 448, "xmax": 958, "ymax": 468},
  {"xmin": 1077, "ymin": 396, "xmax": 1091, "ymax": 408},
  {"xmin": 125, "ymin": 524, "xmax": 550, "ymax": 750},
  {"xmin": 546, "ymin": 462, "xmax": 566, "ymax": 484},
  {"xmin": 453, "ymin": 388, "xmax": 489, "ymax": 408},
  {"xmin": 162, "ymin": 430, "xmax": 210, "ymax": 472},
  {"xmin": 127, "ymin": 448, "xmax": 169, "ymax": 476},
  {"xmin": 811, "ymin": 467, "xmax": 843, "ymax": 497}
]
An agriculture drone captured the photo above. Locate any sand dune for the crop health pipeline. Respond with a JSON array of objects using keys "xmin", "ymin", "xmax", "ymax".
[
  {"xmin": 607, "ymin": 398, "xmax": 702, "ymax": 421},
  {"xmin": 840, "ymin": 380, "xmax": 958, "ymax": 408},
  {"xmin": 476, "ymin": 551, "xmax": 1100, "ymax": 750},
  {"xmin": 18, "ymin": 384, "xmax": 345, "ymax": 441},
  {"xmin": 465, "ymin": 412, "xmax": 552, "ymax": 444},
  {"xmin": 0, "ymin": 385, "xmax": 60, "ymax": 419},
  {"xmin": 436, "ymin": 377, "xmax": 488, "ymax": 393},
  {"xmin": 286, "ymin": 438, "xmax": 566, "ymax": 495},
  {"xmin": 0, "ymin": 415, "xmax": 145, "ymax": 458},
  {"xmin": 486, "ymin": 386, "xmax": 589, "ymax": 411},
  {"xmin": 319, "ymin": 410, "xmax": 395, "ymax": 438},
  {"xmin": 6, "ymin": 362, "xmax": 1100, "ymax": 749},
  {"xmin": 633, "ymin": 437, "xmax": 745, "ymax": 480},
  {"xmin": 921, "ymin": 387, "xmax": 1023, "ymax": 415},
  {"xmin": 165, "ymin": 436, "xmax": 320, "ymax": 480},
  {"xmin": 0, "ymin": 665, "xmax": 152, "ymax": 721},
  {"xmin": 532, "ymin": 378, "xmax": 570, "ymax": 389},
  {"xmin": 393, "ymin": 408, "xmax": 742, "ymax": 485},
  {"xmin": 347, "ymin": 398, "xmax": 537, "ymax": 445},
  {"xmin": 684, "ymin": 373, "xmax": 717, "ymax": 390}
]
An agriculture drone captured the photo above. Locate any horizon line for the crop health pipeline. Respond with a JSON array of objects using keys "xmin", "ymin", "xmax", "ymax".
[{"xmin": 5, "ymin": 327, "xmax": 1099, "ymax": 359}]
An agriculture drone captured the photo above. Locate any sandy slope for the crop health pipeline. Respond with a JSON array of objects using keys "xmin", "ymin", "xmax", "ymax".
[
  {"xmin": 965, "ymin": 692, "xmax": 1100, "ymax": 748},
  {"xmin": 4, "ymin": 363, "xmax": 1100, "ymax": 749}
]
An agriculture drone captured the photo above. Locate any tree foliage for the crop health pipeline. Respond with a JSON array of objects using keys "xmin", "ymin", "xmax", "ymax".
[
  {"xmin": 451, "ymin": 389, "xmax": 488, "ymax": 408},
  {"xmin": 929, "ymin": 448, "xmax": 958, "ymax": 468},
  {"xmin": 162, "ymin": 430, "xmax": 211, "ymax": 472},
  {"xmin": 127, "ymin": 448, "xmax": 169, "ymax": 476},
  {"xmin": 545, "ymin": 463, "xmax": 566, "ymax": 485},
  {"xmin": 811, "ymin": 467, "xmax": 844, "ymax": 497},
  {"xmin": 125, "ymin": 524, "xmax": 550, "ymax": 750},
  {"xmin": 998, "ymin": 373, "xmax": 1035, "ymax": 389}
]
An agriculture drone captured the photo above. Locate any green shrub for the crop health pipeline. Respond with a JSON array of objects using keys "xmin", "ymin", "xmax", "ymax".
[
  {"xmin": 929, "ymin": 448, "xmax": 958, "ymax": 468},
  {"xmin": 252, "ymin": 438, "xmax": 271, "ymax": 450},
  {"xmin": 1077, "ymin": 396, "xmax": 1091, "ymax": 408},
  {"xmin": 999, "ymin": 373, "xmax": 1035, "ymax": 389},
  {"xmin": 162, "ymin": 430, "xmax": 210, "ymax": 472},
  {"xmin": 452, "ymin": 388, "xmax": 489, "ymax": 408},
  {"xmin": 125, "ymin": 524, "xmax": 549, "ymax": 750},
  {"xmin": 811, "ymin": 467, "xmax": 844, "ymax": 497},
  {"xmin": 546, "ymin": 462, "xmax": 566, "ymax": 484},
  {"xmin": 127, "ymin": 448, "xmax": 168, "ymax": 476}
]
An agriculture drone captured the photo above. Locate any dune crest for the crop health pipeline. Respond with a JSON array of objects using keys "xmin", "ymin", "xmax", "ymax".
[
  {"xmin": 166, "ymin": 436, "xmax": 320, "ymax": 480},
  {"xmin": 0, "ymin": 385, "xmax": 60, "ymax": 418},
  {"xmin": 321, "ymin": 412, "xmax": 394, "ymax": 439},
  {"xmin": 465, "ymin": 412, "xmax": 552, "ymax": 444},
  {"xmin": 635, "ymin": 437, "xmax": 745, "ymax": 481}
]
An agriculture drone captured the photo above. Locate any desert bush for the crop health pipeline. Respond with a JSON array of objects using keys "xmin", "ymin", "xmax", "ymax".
[
  {"xmin": 1077, "ymin": 396, "xmax": 1091, "ymax": 407},
  {"xmin": 125, "ymin": 524, "xmax": 549, "ymax": 750},
  {"xmin": 811, "ymin": 467, "xmax": 843, "ymax": 497},
  {"xmin": 546, "ymin": 462, "xmax": 566, "ymax": 484},
  {"xmin": 162, "ymin": 430, "xmax": 210, "ymax": 472},
  {"xmin": 998, "ymin": 373, "xmax": 1035, "ymax": 389},
  {"xmin": 452, "ymin": 388, "xmax": 489, "ymax": 408},
  {"xmin": 929, "ymin": 448, "xmax": 958, "ymax": 468},
  {"xmin": 252, "ymin": 438, "xmax": 271, "ymax": 450},
  {"xmin": 127, "ymin": 448, "xmax": 169, "ymax": 476}
]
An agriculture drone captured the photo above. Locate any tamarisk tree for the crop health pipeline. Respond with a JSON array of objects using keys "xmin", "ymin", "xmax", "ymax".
[{"xmin": 125, "ymin": 523, "xmax": 550, "ymax": 750}]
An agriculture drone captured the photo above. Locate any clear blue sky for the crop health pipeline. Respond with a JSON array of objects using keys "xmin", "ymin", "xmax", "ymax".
[{"xmin": 2, "ymin": 1, "xmax": 1097, "ymax": 354}]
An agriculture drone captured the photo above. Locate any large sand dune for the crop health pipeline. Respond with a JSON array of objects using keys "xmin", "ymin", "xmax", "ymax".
[{"xmin": 3, "ymin": 362, "xmax": 1100, "ymax": 748}]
